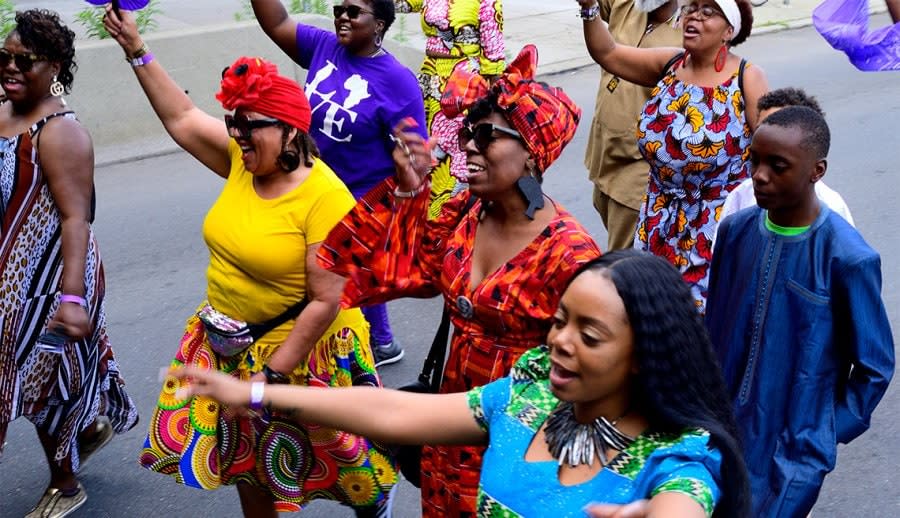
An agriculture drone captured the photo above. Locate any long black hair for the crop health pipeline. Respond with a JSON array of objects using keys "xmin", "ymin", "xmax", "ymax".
[
  {"xmin": 13, "ymin": 9, "xmax": 77, "ymax": 94},
  {"xmin": 570, "ymin": 249, "xmax": 750, "ymax": 518}
]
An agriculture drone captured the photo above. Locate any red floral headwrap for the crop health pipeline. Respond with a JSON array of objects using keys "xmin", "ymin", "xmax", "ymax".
[
  {"xmin": 216, "ymin": 56, "xmax": 312, "ymax": 133},
  {"xmin": 440, "ymin": 45, "xmax": 581, "ymax": 173}
]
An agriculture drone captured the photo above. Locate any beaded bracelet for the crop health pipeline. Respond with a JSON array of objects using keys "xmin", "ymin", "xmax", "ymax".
[{"xmin": 580, "ymin": 3, "xmax": 601, "ymax": 21}]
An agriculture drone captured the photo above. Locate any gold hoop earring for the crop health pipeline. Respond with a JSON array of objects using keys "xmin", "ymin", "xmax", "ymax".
[{"xmin": 49, "ymin": 76, "xmax": 64, "ymax": 97}]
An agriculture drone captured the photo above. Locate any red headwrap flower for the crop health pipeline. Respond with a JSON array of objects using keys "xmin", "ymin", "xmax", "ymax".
[
  {"xmin": 216, "ymin": 56, "xmax": 312, "ymax": 133},
  {"xmin": 440, "ymin": 45, "xmax": 581, "ymax": 173}
]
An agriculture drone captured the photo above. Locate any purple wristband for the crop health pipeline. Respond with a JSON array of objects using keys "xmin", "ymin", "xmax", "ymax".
[
  {"xmin": 130, "ymin": 52, "xmax": 154, "ymax": 67},
  {"xmin": 249, "ymin": 382, "xmax": 265, "ymax": 412},
  {"xmin": 59, "ymin": 294, "xmax": 87, "ymax": 308}
]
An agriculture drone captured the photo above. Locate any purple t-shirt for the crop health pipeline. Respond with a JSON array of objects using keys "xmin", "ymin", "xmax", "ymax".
[{"xmin": 295, "ymin": 24, "xmax": 427, "ymax": 197}]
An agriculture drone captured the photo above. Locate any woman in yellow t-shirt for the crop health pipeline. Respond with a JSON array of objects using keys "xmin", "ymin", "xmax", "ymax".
[{"xmin": 104, "ymin": 9, "xmax": 396, "ymax": 517}]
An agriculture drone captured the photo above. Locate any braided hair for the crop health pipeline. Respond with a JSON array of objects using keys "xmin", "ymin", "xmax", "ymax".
[
  {"xmin": 570, "ymin": 249, "xmax": 751, "ymax": 518},
  {"xmin": 13, "ymin": 9, "xmax": 77, "ymax": 94}
]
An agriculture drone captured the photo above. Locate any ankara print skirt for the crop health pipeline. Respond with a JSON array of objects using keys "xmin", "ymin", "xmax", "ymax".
[{"xmin": 139, "ymin": 315, "xmax": 397, "ymax": 512}]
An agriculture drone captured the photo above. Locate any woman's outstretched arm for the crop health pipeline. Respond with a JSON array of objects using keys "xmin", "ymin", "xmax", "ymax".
[
  {"xmin": 174, "ymin": 366, "xmax": 487, "ymax": 446},
  {"xmin": 576, "ymin": 0, "xmax": 682, "ymax": 87},
  {"xmin": 103, "ymin": 6, "xmax": 231, "ymax": 177},
  {"xmin": 251, "ymin": 0, "xmax": 302, "ymax": 60}
]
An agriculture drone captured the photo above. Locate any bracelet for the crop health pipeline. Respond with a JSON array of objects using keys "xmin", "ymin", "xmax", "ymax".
[
  {"xmin": 262, "ymin": 365, "xmax": 291, "ymax": 385},
  {"xmin": 580, "ymin": 3, "xmax": 601, "ymax": 21},
  {"xmin": 126, "ymin": 42, "xmax": 149, "ymax": 60},
  {"xmin": 393, "ymin": 180, "xmax": 429, "ymax": 199},
  {"xmin": 130, "ymin": 52, "xmax": 155, "ymax": 68},
  {"xmin": 249, "ymin": 381, "xmax": 265, "ymax": 411},
  {"xmin": 59, "ymin": 294, "xmax": 88, "ymax": 309}
]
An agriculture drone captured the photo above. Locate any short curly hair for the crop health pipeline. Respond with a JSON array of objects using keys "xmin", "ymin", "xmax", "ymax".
[
  {"xmin": 367, "ymin": 0, "xmax": 396, "ymax": 35},
  {"xmin": 757, "ymin": 87, "xmax": 825, "ymax": 118},
  {"xmin": 728, "ymin": 0, "xmax": 754, "ymax": 46},
  {"xmin": 12, "ymin": 9, "xmax": 77, "ymax": 94}
]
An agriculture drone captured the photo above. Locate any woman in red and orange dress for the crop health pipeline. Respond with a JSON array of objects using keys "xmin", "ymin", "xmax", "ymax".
[{"xmin": 319, "ymin": 46, "xmax": 600, "ymax": 516}]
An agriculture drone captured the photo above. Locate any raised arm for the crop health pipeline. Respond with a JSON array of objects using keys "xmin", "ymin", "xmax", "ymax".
[
  {"xmin": 576, "ymin": 0, "xmax": 682, "ymax": 87},
  {"xmin": 103, "ymin": 7, "xmax": 230, "ymax": 177},
  {"xmin": 251, "ymin": 0, "xmax": 301, "ymax": 60},
  {"xmin": 174, "ymin": 365, "xmax": 487, "ymax": 446}
]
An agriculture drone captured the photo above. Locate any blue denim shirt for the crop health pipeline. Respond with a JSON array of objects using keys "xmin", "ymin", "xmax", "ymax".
[{"xmin": 706, "ymin": 206, "xmax": 894, "ymax": 517}]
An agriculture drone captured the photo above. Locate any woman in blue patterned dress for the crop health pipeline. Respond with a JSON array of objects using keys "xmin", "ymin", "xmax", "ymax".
[
  {"xmin": 172, "ymin": 250, "xmax": 751, "ymax": 517},
  {"xmin": 576, "ymin": 0, "xmax": 768, "ymax": 310}
]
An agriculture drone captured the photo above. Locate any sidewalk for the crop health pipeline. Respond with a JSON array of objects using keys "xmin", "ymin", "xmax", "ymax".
[{"xmin": 16, "ymin": 0, "xmax": 892, "ymax": 77}]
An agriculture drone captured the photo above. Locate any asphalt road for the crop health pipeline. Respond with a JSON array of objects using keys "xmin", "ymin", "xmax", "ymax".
[{"xmin": 2, "ymin": 20, "xmax": 899, "ymax": 518}]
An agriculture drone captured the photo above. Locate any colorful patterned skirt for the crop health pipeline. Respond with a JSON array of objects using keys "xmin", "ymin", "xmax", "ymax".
[{"xmin": 139, "ymin": 313, "xmax": 397, "ymax": 512}]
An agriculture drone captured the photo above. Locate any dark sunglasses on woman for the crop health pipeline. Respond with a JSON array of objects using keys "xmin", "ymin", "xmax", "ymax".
[
  {"xmin": 224, "ymin": 114, "xmax": 281, "ymax": 139},
  {"xmin": 0, "ymin": 48, "xmax": 48, "ymax": 72},
  {"xmin": 458, "ymin": 123, "xmax": 522, "ymax": 153},
  {"xmin": 333, "ymin": 5, "xmax": 374, "ymax": 19}
]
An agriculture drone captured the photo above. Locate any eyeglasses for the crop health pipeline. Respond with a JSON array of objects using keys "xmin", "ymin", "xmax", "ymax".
[
  {"xmin": 458, "ymin": 123, "xmax": 523, "ymax": 153},
  {"xmin": 680, "ymin": 3, "xmax": 726, "ymax": 20},
  {"xmin": 224, "ymin": 114, "xmax": 281, "ymax": 139},
  {"xmin": 333, "ymin": 5, "xmax": 375, "ymax": 19},
  {"xmin": 0, "ymin": 48, "xmax": 48, "ymax": 72}
]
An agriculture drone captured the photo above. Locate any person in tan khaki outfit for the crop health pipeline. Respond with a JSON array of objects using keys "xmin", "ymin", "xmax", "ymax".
[{"xmin": 584, "ymin": 0, "xmax": 681, "ymax": 250}]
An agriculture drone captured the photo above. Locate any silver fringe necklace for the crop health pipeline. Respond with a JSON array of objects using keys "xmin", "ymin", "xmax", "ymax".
[{"xmin": 543, "ymin": 402, "xmax": 635, "ymax": 467}]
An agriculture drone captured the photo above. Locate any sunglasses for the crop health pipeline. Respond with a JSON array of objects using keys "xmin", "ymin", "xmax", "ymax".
[
  {"xmin": 458, "ymin": 123, "xmax": 522, "ymax": 153},
  {"xmin": 224, "ymin": 114, "xmax": 281, "ymax": 139},
  {"xmin": 0, "ymin": 48, "xmax": 48, "ymax": 72},
  {"xmin": 680, "ymin": 3, "xmax": 726, "ymax": 20},
  {"xmin": 333, "ymin": 5, "xmax": 375, "ymax": 19}
]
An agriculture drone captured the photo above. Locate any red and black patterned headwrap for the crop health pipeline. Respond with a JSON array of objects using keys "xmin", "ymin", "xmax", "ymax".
[
  {"xmin": 440, "ymin": 45, "xmax": 581, "ymax": 173},
  {"xmin": 216, "ymin": 56, "xmax": 312, "ymax": 132}
]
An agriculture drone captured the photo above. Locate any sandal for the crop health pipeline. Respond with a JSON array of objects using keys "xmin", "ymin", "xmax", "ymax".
[
  {"xmin": 78, "ymin": 417, "xmax": 114, "ymax": 469},
  {"xmin": 25, "ymin": 483, "xmax": 87, "ymax": 518}
]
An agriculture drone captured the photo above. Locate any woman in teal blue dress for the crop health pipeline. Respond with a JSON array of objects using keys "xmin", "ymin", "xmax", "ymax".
[{"xmin": 170, "ymin": 249, "xmax": 750, "ymax": 517}]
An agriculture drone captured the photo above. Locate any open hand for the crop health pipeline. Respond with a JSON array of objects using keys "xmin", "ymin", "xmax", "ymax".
[{"xmin": 172, "ymin": 366, "xmax": 253, "ymax": 408}]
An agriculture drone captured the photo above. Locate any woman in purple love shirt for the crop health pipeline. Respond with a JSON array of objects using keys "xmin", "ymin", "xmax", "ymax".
[{"xmin": 250, "ymin": 0, "xmax": 428, "ymax": 369}]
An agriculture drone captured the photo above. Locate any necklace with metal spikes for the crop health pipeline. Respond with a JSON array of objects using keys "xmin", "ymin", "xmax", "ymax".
[{"xmin": 543, "ymin": 402, "xmax": 635, "ymax": 467}]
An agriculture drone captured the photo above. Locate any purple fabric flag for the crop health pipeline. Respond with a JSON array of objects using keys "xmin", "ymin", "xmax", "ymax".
[
  {"xmin": 84, "ymin": 0, "xmax": 150, "ymax": 9},
  {"xmin": 813, "ymin": 0, "xmax": 900, "ymax": 71}
]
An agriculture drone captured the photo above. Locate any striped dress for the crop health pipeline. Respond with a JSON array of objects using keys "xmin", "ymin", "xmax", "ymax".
[{"xmin": 0, "ymin": 111, "xmax": 138, "ymax": 471}]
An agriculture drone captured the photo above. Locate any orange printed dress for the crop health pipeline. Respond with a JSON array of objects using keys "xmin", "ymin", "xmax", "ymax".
[{"xmin": 319, "ymin": 178, "xmax": 600, "ymax": 516}]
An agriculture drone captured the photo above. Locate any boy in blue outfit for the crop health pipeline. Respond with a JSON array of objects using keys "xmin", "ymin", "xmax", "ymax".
[{"xmin": 706, "ymin": 106, "xmax": 894, "ymax": 517}]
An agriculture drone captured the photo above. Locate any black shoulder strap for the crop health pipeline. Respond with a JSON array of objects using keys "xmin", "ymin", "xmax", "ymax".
[
  {"xmin": 737, "ymin": 58, "xmax": 748, "ymax": 96},
  {"xmin": 659, "ymin": 52, "xmax": 686, "ymax": 82},
  {"xmin": 417, "ymin": 193, "xmax": 479, "ymax": 392},
  {"xmin": 248, "ymin": 297, "xmax": 309, "ymax": 340}
]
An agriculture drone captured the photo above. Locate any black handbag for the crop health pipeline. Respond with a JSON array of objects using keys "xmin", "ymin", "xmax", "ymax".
[{"xmin": 395, "ymin": 299, "xmax": 452, "ymax": 488}]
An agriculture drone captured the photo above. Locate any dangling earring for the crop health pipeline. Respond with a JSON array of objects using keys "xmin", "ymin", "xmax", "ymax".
[
  {"xmin": 714, "ymin": 44, "xmax": 728, "ymax": 73},
  {"xmin": 49, "ymin": 75, "xmax": 64, "ymax": 97},
  {"xmin": 373, "ymin": 31, "xmax": 383, "ymax": 48},
  {"xmin": 516, "ymin": 169, "xmax": 544, "ymax": 220}
]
